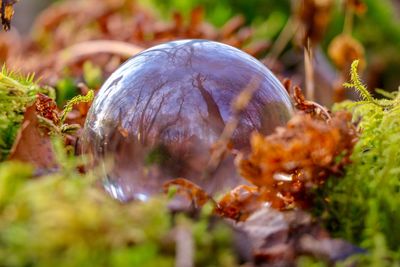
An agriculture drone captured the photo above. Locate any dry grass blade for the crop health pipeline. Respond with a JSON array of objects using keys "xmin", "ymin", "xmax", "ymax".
[
  {"xmin": 220, "ymin": 15, "xmax": 245, "ymax": 39},
  {"xmin": 175, "ymin": 221, "xmax": 194, "ymax": 267},
  {"xmin": 304, "ymin": 41, "xmax": 315, "ymax": 101}
]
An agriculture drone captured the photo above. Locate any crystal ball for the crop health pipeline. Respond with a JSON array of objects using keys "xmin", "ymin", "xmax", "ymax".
[{"xmin": 83, "ymin": 40, "xmax": 293, "ymax": 202}]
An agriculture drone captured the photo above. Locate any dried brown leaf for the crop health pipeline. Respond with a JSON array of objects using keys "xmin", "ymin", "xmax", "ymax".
[
  {"xmin": 8, "ymin": 102, "xmax": 57, "ymax": 169},
  {"xmin": 236, "ymin": 207, "xmax": 362, "ymax": 264},
  {"xmin": 163, "ymin": 178, "xmax": 212, "ymax": 209},
  {"xmin": 284, "ymin": 80, "xmax": 331, "ymax": 121},
  {"xmin": 215, "ymin": 185, "xmax": 261, "ymax": 221},
  {"xmin": 237, "ymin": 112, "xmax": 357, "ymax": 210}
]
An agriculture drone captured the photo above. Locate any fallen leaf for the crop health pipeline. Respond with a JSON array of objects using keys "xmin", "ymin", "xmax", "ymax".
[
  {"xmin": 8, "ymin": 102, "xmax": 57, "ymax": 170},
  {"xmin": 235, "ymin": 207, "xmax": 364, "ymax": 264}
]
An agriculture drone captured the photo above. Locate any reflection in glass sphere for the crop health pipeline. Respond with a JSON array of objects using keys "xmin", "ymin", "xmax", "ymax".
[{"xmin": 83, "ymin": 40, "xmax": 293, "ymax": 202}]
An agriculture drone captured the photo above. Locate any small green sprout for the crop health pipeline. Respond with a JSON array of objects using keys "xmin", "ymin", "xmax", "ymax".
[
  {"xmin": 343, "ymin": 60, "xmax": 399, "ymax": 108},
  {"xmin": 60, "ymin": 89, "xmax": 94, "ymax": 124}
]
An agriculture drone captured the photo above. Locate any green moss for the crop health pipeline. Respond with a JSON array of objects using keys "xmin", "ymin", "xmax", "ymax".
[
  {"xmin": 0, "ymin": 159, "xmax": 238, "ymax": 266},
  {"xmin": 313, "ymin": 61, "xmax": 400, "ymax": 265},
  {"xmin": 0, "ymin": 68, "xmax": 53, "ymax": 160},
  {"xmin": 59, "ymin": 90, "xmax": 93, "ymax": 124}
]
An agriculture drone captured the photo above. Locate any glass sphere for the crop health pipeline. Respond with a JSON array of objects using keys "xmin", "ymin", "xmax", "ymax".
[{"xmin": 83, "ymin": 40, "xmax": 293, "ymax": 202}]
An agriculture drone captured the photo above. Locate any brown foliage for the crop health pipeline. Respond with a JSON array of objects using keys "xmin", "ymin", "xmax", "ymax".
[
  {"xmin": 8, "ymin": 98, "xmax": 56, "ymax": 169},
  {"xmin": 162, "ymin": 110, "xmax": 357, "ymax": 220},
  {"xmin": 36, "ymin": 93, "xmax": 60, "ymax": 124},
  {"xmin": 214, "ymin": 185, "xmax": 261, "ymax": 221},
  {"xmin": 163, "ymin": 178, "xmax": 212, "ymax": 209},
  {"xmin": 1, "ymin": 0, "xmax": 268, "ymax": 83},
  {"xmin": 7, "ymin": 93, "xmax": 85, "ymax": 169},
  {"xmin": 237, "ymin": 111, "xmax": 357, "ymax": 210},
  {"xmin": 283, "ymin": 79, "xmax": 331, "ymax": 121}
]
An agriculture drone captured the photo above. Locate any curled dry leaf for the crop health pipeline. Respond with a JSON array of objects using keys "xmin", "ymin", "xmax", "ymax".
[
  {"xmin": 163, "ymin": 178, "xmax": 212, "ymax": 209},
  {"xmin": 55, "ymin": 40, "xmax": 144, "ymax": 72},
  {"xmin": 283, "ymin": 79, "xmax": 331, "ymax": 121},
  {"xmin": 237, "ymin": 111, "xmax": 358, "ymax": 210}
]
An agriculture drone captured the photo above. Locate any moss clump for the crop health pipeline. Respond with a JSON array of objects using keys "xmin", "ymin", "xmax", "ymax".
[
  {"xmin": 0, "ymin": 68, "xmax": 53, "ymax": 160},
  {"xmin": 0, "ymin": 160, "xmax": 238, "ymax": 267},
  {"xmin": 314, "ymin": 61, "xmax": 400, "ymax": 265}
]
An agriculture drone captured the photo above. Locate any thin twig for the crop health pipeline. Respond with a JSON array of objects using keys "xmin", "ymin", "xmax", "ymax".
[
  {"xmin": 304, "ymin": 40, "xmax": 315, "ymax": 101},
  {"xmin": 202, "ymin": 76, "xmax": 261, "ymax": 180},
  {"xmin": 265, "ymin": 18, "xmax": 298, "ymax": 65},
  {"xmin": 175, "ymin": 223, "xmax": 194, "ymax": 267},
  {"xmin": 343, "ymin": 5, "xmax": 354, "ymax": 35}
]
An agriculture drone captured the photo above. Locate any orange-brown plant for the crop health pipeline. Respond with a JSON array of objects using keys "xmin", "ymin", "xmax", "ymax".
[
  {"xmin": 236, "ymin": 111, "xmax": 357, "ymax": 211},
  {"xmin": 164, "ymin": 110, "xmax": 357, "ymax": 221}
]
